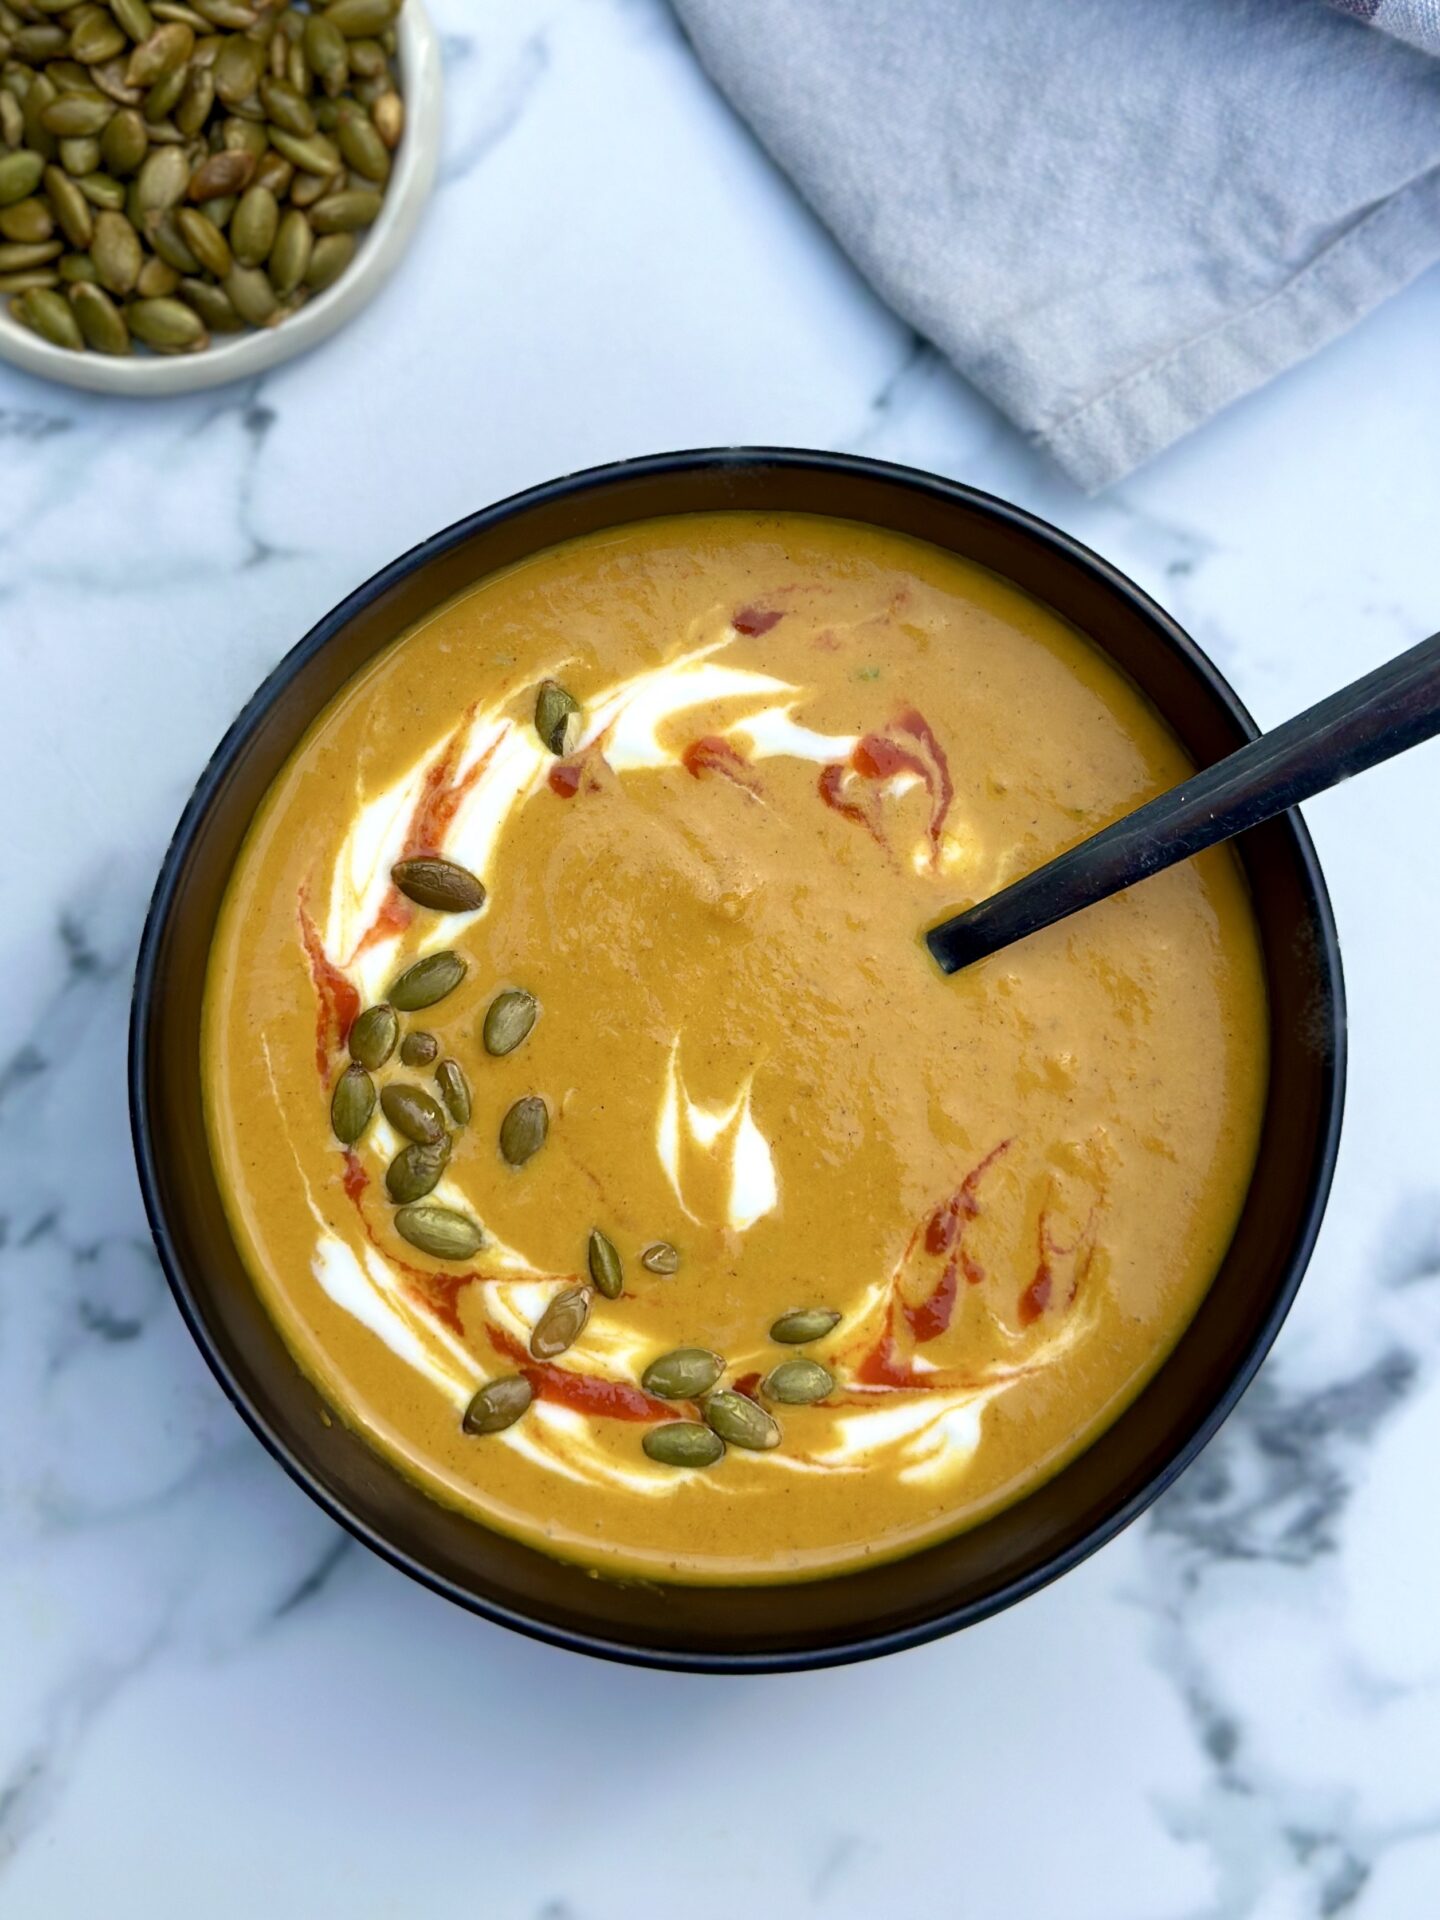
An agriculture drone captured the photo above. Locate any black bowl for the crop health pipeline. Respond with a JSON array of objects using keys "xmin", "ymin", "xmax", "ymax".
[{"xmin": 130, "ymin": 450, "xmax": 1345, "ymax": 1672}]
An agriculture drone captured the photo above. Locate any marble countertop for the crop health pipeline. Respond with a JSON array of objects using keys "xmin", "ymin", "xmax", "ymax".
[{"xmin": 4, "ymin": 3, "xmax": 1439, "ymax": 1913}]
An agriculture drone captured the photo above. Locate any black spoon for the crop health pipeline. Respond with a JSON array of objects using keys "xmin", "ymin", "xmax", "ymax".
[{"xmin": 926, "ymin": 629, "xmax": 1440, "ymax": 976}]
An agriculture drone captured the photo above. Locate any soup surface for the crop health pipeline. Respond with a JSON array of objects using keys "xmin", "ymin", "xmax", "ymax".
[{"xmin": 204, "ymin": 511, "xmax": 1268, "ymax": 1583}]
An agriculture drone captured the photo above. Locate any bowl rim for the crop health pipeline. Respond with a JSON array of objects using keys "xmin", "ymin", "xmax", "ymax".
[
  {"xmin": 0, "ymin": 2, "xmax": 441, "ymax": 398},
  {"xmin": 129, "ymin": 447, "xmax": 1347, "ymax": 1670}
]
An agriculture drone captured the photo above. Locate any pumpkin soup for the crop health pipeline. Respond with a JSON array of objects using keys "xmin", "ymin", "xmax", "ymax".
[{"xmin": 203, "ymin": 512, "xmax": 1268, "ymax": 1583}]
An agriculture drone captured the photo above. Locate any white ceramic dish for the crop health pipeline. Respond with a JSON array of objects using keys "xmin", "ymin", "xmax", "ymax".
[{"xmin": 0, "ymin": 3, "xmax": 441, "ymax": 396}]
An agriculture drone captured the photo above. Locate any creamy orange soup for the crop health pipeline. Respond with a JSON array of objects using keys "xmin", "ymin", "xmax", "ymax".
[{"xmin": 203, "ymin": 512, "xmax": 1268, "ymax": 1583}]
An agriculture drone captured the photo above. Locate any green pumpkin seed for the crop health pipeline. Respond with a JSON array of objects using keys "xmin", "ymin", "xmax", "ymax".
[
  {"xmin": 435, "ymin": 1059, "xmax": 471, "ymax": 1127},
  {"xmin": 769, "ymin": 1308, "xmax": 842, "ymax": 1345},
  {"xmin": 93, "ymin": 207, "xmax": 147, "ymax": 290},
  {"xmin": 399, "ymin": 1028, "xmax": 438, "ymax": 1068},
  {"xmin": 587, "ymin": 1229, "xmax": 623, "ymax": 1300},
  {"xmin": 1, "ymin": 271, "xmax": 61, "ymax": 295},
  {"xmin": 112, "ymin": 0, "xmax": 157, "ymax": 40},
  {"xmin": 309, "ymin": 185, "xmax": 380, "ymax": 232},
  {"xmin": 220, "ymin": 260, "xmax": 276, "ymax": 325},
  {"xmin": 462, "ymin": 1375, "xmax": 532, "ymax": 1436},
  {"xmin": 44, "ymin": 166, "xmax": 94, "ymax": 246},
  {"xmin": 188, "ymin": 145, "xmax": 253, "ymax": 199},
  {"xmin": 347, "ymin": 1001, "xmax": 398, "ymax": 1071},
  {"xmin": 76, "ymin": 172, "xmax": 127, "ymax": 210},
  {"xmin": 642, "ymin": 1348, "xmax": 724, "ymax": 1400},
  {"xmin": 57, "ymin": 252, "xmax": 99, "ymax": 283},
  {"xmin": 764, "ymin": 1358, "xmax": 834, "ymax": 1405},
  {"xmin": 380, "ymin": 1081, "xmax": 447, "ymax": 1147},
  {"xmin": 125, "ymin": 23, "xmax": 193, "ymax": 89},
  {"xmin": 100, "ymin": 106, "xmax": 148, "ymax": 173},
  {"xmin": 135, "ymin": 253, "xmax": 179, "ymax": 297},
  {"xmin": 141, "ymin": 67, "xmax": 187, "ymax": 123},
  {"xmin": 126, "ymin": 293, "xmax": 206, "ymax": 349},
  {"xmin": 193, "ymin": 0, "xmax": 261, "ymax": 27},
  {"xmin": 324, "ymin": 0, "xmax": 400, "ymax": 35},
  {"xmin": 347, "ymin": 38, "xmax": 390, "ymax": 79},
  {"xmin": 499, "ymin": 1095, "xmax": 548, "ymax": 1168},
  {"xmin": 390, "ymin": 855, "xmax": 487, "ymax": 915},
  {"xmin": 0, "ymin": 239, "xmax": 61, "ymax": 271},
  {"xmin": 136, "ymin": 141, "xmax": 188, "ymax": 213},
  {"xmin": 643, "ymin": 1423, "xmax": 725, "ymax": 1470},
  {"xmin": 288, "ymin": 165, "xmax": 340, "ymax": 210},
  {"xmin": 267, "ymin": 204, "xmax": 310, "ymax": 293},
  {"xmin": 176, "ymin": 274, "xmax": 242, "ymax": 329},
  {"xmin": 229, "ymin": 182, "xmax": 276, "ymax": 265},
  {"xmin": 394, "ymin": 1202, "xmax": 484, "ymax": 1263},
  {"xmin": 0, "ymin": 200, "xmax": 56, "ymax": 243},
  {"xmin": 302, "ymin": 227, "xmax": 353, "ymax": 290},
  {"xmin": 14, "ymin": 284, "xmax": 81, "ymax": 345},
  {"xmin": 482, "ymin": 988, "xmax": 537, "ymax": 1057},
  {"xmin": 41, "ymin": 95, "xmax": 113, "ymax": 138},
  {"xmin": 266, "ymin": 124, "xmax": 337, "ymax": 174},
  {"xmin": 259, "ymin": 74, "xmax": 315, "ymax": 136},
  {"xmin": 175, "ymin": 203, "xmax": 230, "ymax": 274},
  {"xmin": 304, "ymin": 14, "xmax": 348, "ymax": 95},
  {"xmin": 640, "ymin": 1241, "xmax": 680, "ymax": 1276},
  {"xmin": 69, "ymin": 280, "xmax": 130, "ymax": 353},
  {"xmin": 385, "ymin": 1136, "xmax": 450, "ymax": 1204},
  {"xmin": 174, "ymin": 63, "xmax": 214, "ymax": 135},
  {"xmin": 71, "ymin": 14, "xmax": 129, "ymax": 66},
  {"xmin": 703, "ymin": 1389, "xmax": 781, "ymax": 1451},
  {"xmin": 330, "ymin": 1062, "xmax": 375, "ymax": 1144},
  {"xmin": 389, "ymin": 949, "xmax": 467, "ymax": 1013},
  {"xmin": 147, "ymin": 206, "xmax": 200, "ymax": 270},
  {"xmin": 0, "ymin": 149, "xmax": 44, "ymax": 206},
  {"xmin": 335, "ymin": 100, "xmax": 388, "ymax": 181},
  {"xmin": 534, "ymin": 679, "xmax": 580, "ymax": 755},
  {"xmin": 530, "ymin": 1285, "xmax": 591, "ymax": 1360},
  {"xmin": 213, "ymin": 33, "xmax": 264, "ymax": 107},
  {"xmin": 253, "ymin": 149, "xmax": 294, "ymax": 199},
  {"xmin": 58, "ymin": 137, "xmax": 102, "ymax": 178},
  {"xmin": 13, "ymin": 27, "xmax": 67, "ymax": 65}
]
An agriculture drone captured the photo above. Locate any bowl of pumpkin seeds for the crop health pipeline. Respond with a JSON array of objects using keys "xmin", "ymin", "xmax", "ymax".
[{"xmin": 0, "ymin": 0, "xmax": 440, "ymax": 392}]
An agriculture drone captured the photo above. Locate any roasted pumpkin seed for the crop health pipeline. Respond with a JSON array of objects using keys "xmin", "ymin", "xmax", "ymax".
[
  {"xmin": 394, "ymin": 1201, "xmax": 483, "ymax": 1262},
  {"xmin": 640, "ymin": 1241, "xmax": 680, "ymax": 1276},
  {"xmin": 229, "ymin": 182, "xmax": 276, "ymax": 264},
  {"xmin": 330, "ymin": 1062, "xmax": 375, "ymax": 1144},
  {"xmin": 534, "ymin": 679, "xmax": 580, "ymax": 755},
  {"xmin": 0, "ymin": 200, "xmax": 55, "ymax": 243},
  {"xmin": 769, "ymin": 1308, "xmax": 841, "ymax": 1345},
  {"xmin": 462, "ymin": 1375, "xmax": 531, "ymax": 1436},
  {"xmin": 482, "ymin": 988, "xmax": 537, "ymax": 1057},
  {"xmin": 587, "ymin": 1228, "xmax": 623, "ymax": 1300},
  {"xmin": 325, "ymin": 0, "xmax": 400, "ymax": 35},
  {"xmin": 0, "ymin": 149, "xmax": 45, "ymax": 206},
  {"xmin": 389, "ymin": 948, "xmax": 467, "ymax": 1012},
  {"xmin": 642, "ymin": 1348, "xmax": 724, "ymax": 1400},
  {"xmin": 399, "ymin": 1028, "xmax": 438, "ymax": 1067},
  {"xmin": 380, "ymin": 1081, "xmax": 447, "ymax": 1146},
  {"xmin": 643, "ymin": 1423, "xmax": 724, "ymax": 1469},
  {"xmin": 764, "ymin": 1358, "xmax": 834, "ymax": 1405},
  {"xmin": 99, "ymin": 105, "xmax": 147, "ymax": 173},
  {"xmin": 348, "ymin": 1001, "xmax": 398, "ymax": 1070},
  {"xmin": 530, "ymin": 1285, "xmax": 591, "ymax": 1360},
  {"xmin": 391, "ymin": 855, "xmax": 487, "ymax": 914},
  {"xmin": 499, "ymin": 1095, "xmax": 548, "ymax": 1167},
  {"xmin": 703, "ymin": 1389, "xmax": 781, "ymax": 1451},
  {"xmin": 384, "ymin": 1136, "xmax": 450, "ymax": 1204},
  {"xmin": 435, "ymin": 1059, "xmax": 471, "ymax": 1127}
]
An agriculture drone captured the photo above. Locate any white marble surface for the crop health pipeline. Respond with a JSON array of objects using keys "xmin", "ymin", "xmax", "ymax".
[{"xmin": 3, "ymin": 3, "xmax": 1439, "ymax": 1913}]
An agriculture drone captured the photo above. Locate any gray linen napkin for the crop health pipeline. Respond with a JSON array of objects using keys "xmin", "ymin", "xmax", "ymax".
[{"xmin": 672, "ymin": 0, "xmax": 1440, "ymax": 490}]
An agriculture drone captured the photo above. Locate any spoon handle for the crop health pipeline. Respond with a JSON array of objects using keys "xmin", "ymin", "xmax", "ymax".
[{"xmin": 927, "ymin": 628, "xmax": 1440, "ymax": 975}]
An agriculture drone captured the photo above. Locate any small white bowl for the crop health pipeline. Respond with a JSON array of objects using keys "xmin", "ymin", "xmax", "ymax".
[{"xmin": 0, "ymin": 2, "xmax": 441, "ymax": 396}]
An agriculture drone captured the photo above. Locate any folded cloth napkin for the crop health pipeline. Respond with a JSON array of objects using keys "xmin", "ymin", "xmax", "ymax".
[
  {"xmin": 1333, "ymin": 0, "xmax": 1440, "ymax": 56},
  {"xmin": 672, "ymin": 0, "xmax": 1440, "ymax": 489}
]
